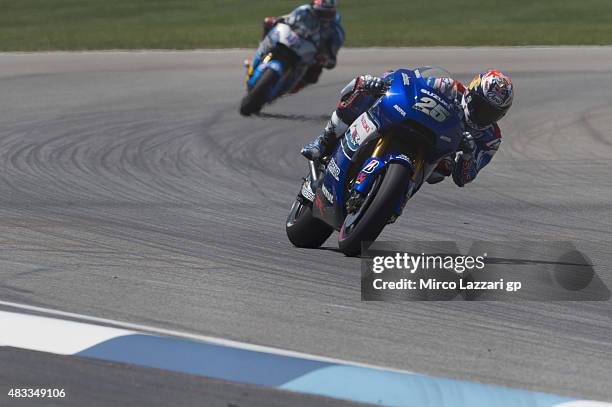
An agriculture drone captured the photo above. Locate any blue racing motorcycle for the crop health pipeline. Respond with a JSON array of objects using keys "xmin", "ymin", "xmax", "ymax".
[
  {"xmin": 286, "ymin": 67, "xmax": 464, "ymax": 256},
  {"xmin": 240, "ymin": 22, "xmax": 318, "ymax": 116}
]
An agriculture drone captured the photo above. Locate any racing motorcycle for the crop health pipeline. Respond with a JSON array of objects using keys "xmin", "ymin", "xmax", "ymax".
[
  {"xmin": 286, "ymin": 67, "xmax": 464, "ymax": 256},
  {"xmin": 240, "ymin": 22, "xmax": 318, "ymax": 116}
]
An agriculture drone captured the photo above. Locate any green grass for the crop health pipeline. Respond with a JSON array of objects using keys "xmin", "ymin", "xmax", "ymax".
[{"xmin": 1, "ymin": 0, "xmax": 611, "ymax": 51}]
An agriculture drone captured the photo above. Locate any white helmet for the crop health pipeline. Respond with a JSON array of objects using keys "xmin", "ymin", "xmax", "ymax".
[{"xmin": 462, "ymin": 70, "xmax": 514, "ymax": 129}]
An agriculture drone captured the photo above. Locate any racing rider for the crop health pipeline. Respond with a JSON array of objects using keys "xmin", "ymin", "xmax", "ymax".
[
  {"xmin": 300, "ymin": 69, "xmax": 514, "ymax": 187},
  {"xmin": 257, "ymin": 0, "xmax": 344, "ymax": 92}
]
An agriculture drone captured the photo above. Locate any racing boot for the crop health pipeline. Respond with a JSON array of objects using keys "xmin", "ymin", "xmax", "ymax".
[{"xmin": 301, "ymin": 125, "xmax": 337, "ymax": 161}]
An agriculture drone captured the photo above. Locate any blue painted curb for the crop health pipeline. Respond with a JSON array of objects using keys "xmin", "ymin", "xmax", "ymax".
[
  {"xmin": 76, "ymin": 333, "xmax": 578, "ymax": 407},
  {"xmin": 282, "ymin": 365, "xmax": 571, "ymax": 407},
  {"xmin": 78, "ymin": 334, "xmax": 329, "ymax": 387}
]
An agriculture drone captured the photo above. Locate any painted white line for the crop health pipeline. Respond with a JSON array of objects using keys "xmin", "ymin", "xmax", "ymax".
[
  {"xmin": 0, "ymin": 310, "xmax": 133, "ymax": 354},
  {"xmin": 0, "ymin": 300, "xmax": 413, "ymax": 373}
]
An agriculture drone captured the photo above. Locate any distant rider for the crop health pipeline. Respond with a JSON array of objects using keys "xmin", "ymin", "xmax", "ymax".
[
  {"xmin": 257, "ymin": 0, "xmax": 344, "ymax": 92},
  {"xmin": 300, "ymin": 69, "xmax": 514, "ymax": 187}
]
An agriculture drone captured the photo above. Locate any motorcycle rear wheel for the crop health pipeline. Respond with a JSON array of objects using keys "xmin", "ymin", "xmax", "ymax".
[{"xmin": 286, "ymin": 199, "xmax": 333, "ymax": 248}]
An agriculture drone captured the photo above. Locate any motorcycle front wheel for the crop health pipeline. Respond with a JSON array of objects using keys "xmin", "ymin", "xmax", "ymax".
[
  {"xmin": 239, "ymin": 69, "xmax": 279, "ymax": 116},
  {"xmin": 338, "ymin": 162, "xmax": 411, "ymax": 257}
]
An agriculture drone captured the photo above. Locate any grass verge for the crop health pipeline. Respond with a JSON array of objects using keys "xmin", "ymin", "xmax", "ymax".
[{"xmin": 1, "ymin": 0, "xmax": 611, "ymax": 51}]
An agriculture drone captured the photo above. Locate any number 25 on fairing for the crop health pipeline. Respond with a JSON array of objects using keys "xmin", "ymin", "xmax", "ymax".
[{"xmin": 413, "ymin": 97, "xmax": 450, "ymax": 122}]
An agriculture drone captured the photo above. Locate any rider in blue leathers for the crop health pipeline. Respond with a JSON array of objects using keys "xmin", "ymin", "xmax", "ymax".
[
  {"xmin": 301, "ymin": 69, "xmax": 514, "ymax": 187},
  {"xmin": 255, "ymin": 0, "xmax": 344, "ymax": 93}
]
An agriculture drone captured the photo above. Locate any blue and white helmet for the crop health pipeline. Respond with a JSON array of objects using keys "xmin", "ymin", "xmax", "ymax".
[{"xmin": 462, "ymin": 70, "xmax": 514, "ymax": 129}]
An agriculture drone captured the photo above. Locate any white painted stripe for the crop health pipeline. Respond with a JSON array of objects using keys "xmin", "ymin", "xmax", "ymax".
[
  {"xmin": 0, "ymin": 300, "xmax": 413, "ymax": 373},
  {"xmin": 0, "ymin": 310, "xmax": 133, "ymax": 354},
  {"xmin": 554, "ymin": 403, "xmax": 612, "ymax": 407}
]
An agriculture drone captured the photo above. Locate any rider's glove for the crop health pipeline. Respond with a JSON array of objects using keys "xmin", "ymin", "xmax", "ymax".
[
  {"xmin": 453, "ymin": 132, "xmax": 477, "ymax": 187},
  {"xmin": 458, "ymin": 131, "xmax": 476, "ymax": 159},
  {"xmin": 358, "ymin": 75, "xmax": 387, "ymax": 95}
]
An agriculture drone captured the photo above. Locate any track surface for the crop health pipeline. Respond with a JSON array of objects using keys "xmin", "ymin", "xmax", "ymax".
[
  {"xmin": 1, "ymin": 48, "xmax": 611, "ymax": 402},
  {"xmin": 1, "ymin": 347, "xmax": 366, "ymax": 407}
]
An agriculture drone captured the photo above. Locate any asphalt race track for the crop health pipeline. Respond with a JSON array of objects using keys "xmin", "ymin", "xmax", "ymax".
[{"xmin": 1, "ymin": 48, "xmax": 611, "ymax": 405}]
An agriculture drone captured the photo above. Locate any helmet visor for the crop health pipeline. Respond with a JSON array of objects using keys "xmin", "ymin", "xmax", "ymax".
[{"xmin": 468, "ymin": 93, "xmax": 507, "ymax": 127}]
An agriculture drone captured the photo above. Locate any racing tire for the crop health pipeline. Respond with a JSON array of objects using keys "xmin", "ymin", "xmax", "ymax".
[
  {"xmin": 338, "ymin": 162, "xmax": 411, "ymax": 257},
  {"xmin": 286, "ymin": 199, "xmax": 333, "ymax": 248},
  {"xmin": 240, "ymin": 69, "xmax": 279, "ymax": 116}
]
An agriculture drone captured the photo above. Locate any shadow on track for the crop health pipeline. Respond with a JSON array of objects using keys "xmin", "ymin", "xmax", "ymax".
[{"xmin": 256, "ymin": 112, "xmax": 329, "ymax": 123}]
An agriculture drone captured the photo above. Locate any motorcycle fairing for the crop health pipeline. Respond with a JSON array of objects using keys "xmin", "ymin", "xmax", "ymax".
[
  {"xmin": 311, "ymin": 146, "xmax": 353, "ymax": 229},
  {"xmin": 246, "ymin": 23, "xmax": 318, "ymax": 101},
  {"xmin": 311, "ymin": 109, "xmax": 381, "ymax": 228},
  {"xmin": 311, "ymin": 68, "xmax": 464, "ymax": 230},
  {"xmin": 373, "ymin": 69, "xmax": 463, "ymax": 162},
  {"xmin": 247, "ymin": 57, "xmax": 285, "ymax": 89}
]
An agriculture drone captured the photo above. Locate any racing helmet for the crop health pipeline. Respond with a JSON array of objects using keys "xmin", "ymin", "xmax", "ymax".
[
  {"xmin": 462, "ymin": 70, "xmax": 514, "ymax": 128},
  {"xmin": 312, "ymin": 0, "xmax": 337, "ymax": 21}
]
